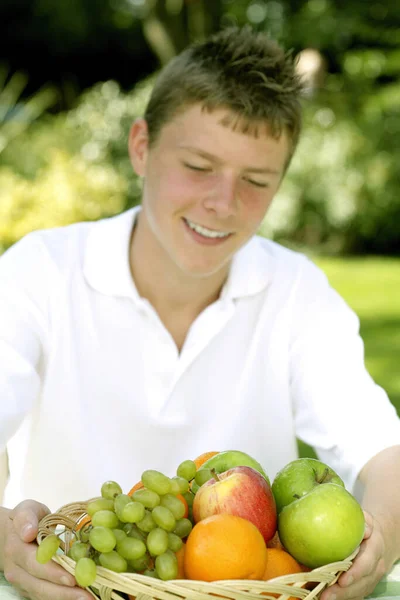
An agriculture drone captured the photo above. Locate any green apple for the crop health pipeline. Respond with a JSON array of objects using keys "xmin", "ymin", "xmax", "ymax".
[
  {"xmin": 272, "ymin": 458, "xmax": 344, "ymax": 514},
  {"xmin": 278, "ymin": 483, "xmax": 365, "ymax": 568},
  {"xmin": 192, "ymin": 450, "xmax": 270, "ymax": 494}
]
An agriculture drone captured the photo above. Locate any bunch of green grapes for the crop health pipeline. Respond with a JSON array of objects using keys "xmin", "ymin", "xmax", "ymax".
[{"xmin": 36, "ymin": 459, "xmax": 213, "ymax": 589}]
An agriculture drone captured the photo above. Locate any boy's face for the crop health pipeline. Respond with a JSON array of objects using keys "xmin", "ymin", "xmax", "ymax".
[{"xmin": 129, "ymin": 104, "xmax": 290, "ymax": 279}]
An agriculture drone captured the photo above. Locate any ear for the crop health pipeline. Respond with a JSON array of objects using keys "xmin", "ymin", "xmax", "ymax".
[{"xmin": 128, "ymin": 118, "xmax": 149, "ymax": 177}]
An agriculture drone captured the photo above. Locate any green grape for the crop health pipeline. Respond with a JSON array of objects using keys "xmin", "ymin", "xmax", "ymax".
[
  {"xmin": 176, "ymin": 460, "xmax": 197, "ymax": 482},
  {"xmin": 122, "ymin": 523, "xmax": 133, "ymax": 535},
  {"xmin": 101, "ymin": 480, "xmax": 123, "ymax": 500},
  {"xmin": 155, "ymin": 551, "xmax": 178, "ymax": 581},
  {"xmin": 143, "ymin": 568, "xmax": 159, "ymax": 578},
  {"xmin": 87, "ymin": 497, "xmax": 114, "ymax": 516},
  {"xmin": 91, "ymin": 509, "xmax": 120, "ymax": 529},
  {"xmin": 117, "ymin": 537, "xmax": 147, "ymax": 560},
  {"xmin": 129, "ymin": 553, "xmax": 152, "ymax": 572},
  {"xmin": 194, "ymin": 468, "xmax": 213, "ymax": 487},
  {"xmin": 67, "ymin": 541, "xmax": 90, "ymax": 561},
  {"xmin": 171, "ymin": 476, "xmax": 190, "ymax": 494},
  {"xmin": 112, "ymin": 528, "xmax": 127, "ymax": 544},
  {"xmin": 183, "ymin": 491, "xmax": 194, "ymax": 508},
  {"xmin": 127, "ymin": 524, "xmax": 147, "ymax": 541},
  {"xmin": 136, "ymin": 510, "xmax": 156, "ymax": 533},
  {"xmin": 36, "ymin": 534, "xmax": 60, "ymax": 564},
  {"xmin": 79, "ymin": 524, "xmax": 92, "ymax": 543},
  {"xmin": 132, "ymin": 488, "xmax": 161, "ymax": 509},
  {"xmin": 120, "ymin": 501, "xmax": 145, "ymax": 523},
  {"xmin": 167, "ymin": 532, "xmax": 183, "ymax": 552},
  {"xmin": 89, "ymin": 526, "xmax": 116, "ymax": 553},
  {"xmin": 147, "ymin": 527, "xmax": 169, "ymax": 556},
  {"xmin": 99, "ymin": 551, "xmax": 128, "ymax": 573},
  {"xmin": 75, "ymin": 557, "xmax": 97, "ymax": 588},
  {"xmin": 141, "ymin": 470, "xmax": 172, "ymax": 495},
  {"xmin": 168, "ymin": 479, "xmax": 181, "ymax": 495},
  {"xmin": 114, "ymin": 494, "xmax": 133, "ymax": 520},
  {"xmin": 173, "ymin": 518, "xmax": 193, "ymax": 538},
  {"xmin": 160, "ymin": 494, "xmax": 186, "ymax": 520},
  {"xmin": 152, "ymin": 506, "xmax": 176, "ymax": 532}
]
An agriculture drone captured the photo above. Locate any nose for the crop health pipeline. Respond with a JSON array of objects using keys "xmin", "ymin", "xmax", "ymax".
[{"xmin": 203, "ymin": 175, "xmax": 238, "ymax": 218}]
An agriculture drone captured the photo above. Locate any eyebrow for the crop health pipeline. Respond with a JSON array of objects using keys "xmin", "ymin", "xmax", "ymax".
[{"xmin": 178, "ymin": 146, "xmax": 280, "ymax": 175}]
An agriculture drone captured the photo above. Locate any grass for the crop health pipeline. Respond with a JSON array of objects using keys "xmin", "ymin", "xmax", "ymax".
[{"xmin": 297, "ymin": 255, "xmax": 400, "ymax": 459}]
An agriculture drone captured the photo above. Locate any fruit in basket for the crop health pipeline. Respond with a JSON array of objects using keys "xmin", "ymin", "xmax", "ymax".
[
  {"xmin": 278, "ymin": 483, "xmax": 365, "ymax": 568},
  {"xmin": 194, "ymin": 450, "xmax": 220, "ymax": 468},
  {"xmin": 262, "ymin": 548, "xmax": 303, "ymax": 580},
  {"xmin": 272, "ymin": 457, "xmax": 344, "ymax": 514},
  {"xmin": 193, "ymin": 466, "xmax": 277, "ymax": 542},
  {"xmin": 75, "ymin": 557, "xmax": 97, "ymax": 587},
  {"xmin": 184, "ymin": 513, "xmax": 268, "ymax": 581},
  {"xmin": 36, "ymin": 534, "xmax": 61, "ymax": 564},
  {"xmin": 101, "ymin": 480, "xmax": 123, "ymax": 499},
  {"xmin": 193, "ymin": 450, "xmax": 270, "ymax": 490}
]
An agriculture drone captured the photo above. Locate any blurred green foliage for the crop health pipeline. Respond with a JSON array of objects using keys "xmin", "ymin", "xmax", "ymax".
[
  {"xmin": 298, "ymin": 255, "xmax": 400, "ymax": 459},
  {"xmin": 0, "ymin": 0, "xmax": 399, "ymax": 254}
]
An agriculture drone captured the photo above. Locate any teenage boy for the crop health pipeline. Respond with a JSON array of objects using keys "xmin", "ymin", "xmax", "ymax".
[{"xmin": 0, "ymin": 27, "xmax": 399, "ymax": 600}]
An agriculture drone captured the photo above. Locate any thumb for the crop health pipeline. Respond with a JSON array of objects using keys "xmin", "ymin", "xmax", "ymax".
[
  {"xmin": 10, "ymin": 500, "xmax": 51, "ymax": 543},
  {"xmin": 363, "ymin": 510, "xmax": 373, "ymax": 540}
]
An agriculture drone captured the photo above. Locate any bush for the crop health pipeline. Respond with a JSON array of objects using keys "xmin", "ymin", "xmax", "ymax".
[
  {"xmin": 260, "ymin": 88, "xmax": 400, "ymax": 255},
  {"xmin": 1, "ymin": 73, "xmax": 399, "ymax": 255},
  {"xmin": 0, "ymin": 76, "xmax": 154, "ymax": 251},
  {"xmin": 0, "ymin": 150, "xmax": 127, "ymax": 252}
]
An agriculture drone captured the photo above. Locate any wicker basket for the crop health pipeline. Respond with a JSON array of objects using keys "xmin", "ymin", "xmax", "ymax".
[{"xmin": 38, "ymin": 499, "xmax": 358, "ymax": 600}]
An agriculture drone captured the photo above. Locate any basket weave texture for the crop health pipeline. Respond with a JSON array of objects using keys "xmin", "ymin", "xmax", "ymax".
[{"xmin": 38, "ymin": 499, "xmax": 358, "ymax": 600}]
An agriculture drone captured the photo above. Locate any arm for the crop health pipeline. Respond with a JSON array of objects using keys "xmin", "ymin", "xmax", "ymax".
[
  {"xmin": 288, "ymin": 260, "xmax": 400, "ymax": 599},
  {"xmin": 320, "ymin": 446, "xmax": 400, "ymax": 600},
  {"xmin": 359, "ymin": 445, "xmax": 400, "ymax": 568},
  {"xmin": 0, "ymin": 238, "xmax": 92, "ymax": 598}
]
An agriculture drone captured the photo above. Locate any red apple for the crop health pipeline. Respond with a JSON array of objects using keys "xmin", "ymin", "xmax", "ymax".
[{"xmin": 193, "ymin": 466, "xmax": 277, "ymax": 542}]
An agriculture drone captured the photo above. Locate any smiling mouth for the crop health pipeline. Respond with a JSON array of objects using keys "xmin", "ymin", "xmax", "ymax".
[{"xmin": 184, "ymin": 218, "xmax": 233, "ymax": 239}]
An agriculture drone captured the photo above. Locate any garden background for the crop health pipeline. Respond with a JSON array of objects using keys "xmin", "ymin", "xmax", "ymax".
[{"xmin": 1, "ymin": 0, "xmax": 399, "ymax": 457}]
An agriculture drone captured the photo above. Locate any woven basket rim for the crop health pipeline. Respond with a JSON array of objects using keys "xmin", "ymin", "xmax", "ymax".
[{"xmin": 38, "ymin": 499, "xmax": 359, "ymax": 600}]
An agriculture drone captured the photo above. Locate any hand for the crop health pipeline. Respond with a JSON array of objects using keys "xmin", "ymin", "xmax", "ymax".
[
  {"xmin": 3, "ymin": 499, "xmax": 93, "ymax": 600},
  {"xmin": 320, "ymin": 511, "xmax": 387, "ymax": 600}
]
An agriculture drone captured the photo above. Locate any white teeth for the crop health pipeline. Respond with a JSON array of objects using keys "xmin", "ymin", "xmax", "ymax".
[{"xmin": 185, "ymin": 219, "xmax": 231, "ymax": 239}]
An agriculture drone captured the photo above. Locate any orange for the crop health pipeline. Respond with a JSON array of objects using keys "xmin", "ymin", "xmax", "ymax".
[
  {"xmin": 176, "ymin": 493, "xmax": 189, "ymax": 519},
  {"xmin": 176, "ymin": 543, "xmax": 186, "ymax": 578},
  {"xmin": 193, "ymin": 451, "xmax": 220, "ymax": 469},
  {"xmin": 127, "ymin": 481, "xmax": 145, "ymax": 496},
  {"xmin": 261, "ymin": 548, "xmax": 303, "ymax": 600},
  {"xmin": 184, "ymin": 514, "xmax": 268, "ymax": 581},
  {"xmin": 75, "ymin": 514, "xmax": 91, "ymax": 532},
  {"xmin": 262, "ymin": 548, "xmax": 303, "ymax": 580}
]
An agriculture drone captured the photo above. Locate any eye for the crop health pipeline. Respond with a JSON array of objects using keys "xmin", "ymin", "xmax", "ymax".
[
  {"xmin": 183, "ymin": 162, "xmax": 211, "ymax": 172},
  {"xmin": 244, "ymin": 177, "xmax": 269, "ymax": 188}
]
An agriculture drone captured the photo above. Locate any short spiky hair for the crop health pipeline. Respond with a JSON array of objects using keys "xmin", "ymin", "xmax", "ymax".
[{"xmin": 144, "ymin": 26, "xmax": 304, "ymax": 163}]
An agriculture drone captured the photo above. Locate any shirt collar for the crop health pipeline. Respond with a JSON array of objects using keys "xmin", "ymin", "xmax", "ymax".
[
  {"xmin": 83, "ymin": 206, "xmax": 272, "ymax": 301},
  {"xmin": 83, "ymin": 207, "xmax": 141, "ymax": 300},
  {"xmin": 221, "ymin": 235, "xmax": 272, "ymax": 301}
]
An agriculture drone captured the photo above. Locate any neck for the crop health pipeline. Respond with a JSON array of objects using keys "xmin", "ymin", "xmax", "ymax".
[{"xmin": 129, "ymin": 211, "xmax": 229, "ymax": 318}]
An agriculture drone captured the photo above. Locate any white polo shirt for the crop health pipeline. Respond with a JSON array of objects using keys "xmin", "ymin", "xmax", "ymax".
[{"xmin": 1, "ymin": 207, "xmax": 399, "ymax": 511}]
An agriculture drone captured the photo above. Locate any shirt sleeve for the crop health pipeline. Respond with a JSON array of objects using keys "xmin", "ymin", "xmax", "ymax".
[
  {"xmin": 0, "ymin": 234, "xmax": 50, "ymax": 453},
  {"xmin": 289, "ymin": 258, "xmax": 400, "ymax": 493}
]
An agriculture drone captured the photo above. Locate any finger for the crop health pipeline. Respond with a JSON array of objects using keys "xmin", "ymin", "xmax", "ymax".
[
  {"xmin": 10, "ymin": 541, "xmax": 76, "ymax": 587},
  {"xmin": 10, "ymin": 500, "xmax": 51, "ymax": 543},
  {"xmin": 6, "ymin": 563, "xmax": 93, "ymax": 600},
  {"xmin": 338, "ymin": 540, "xmax": 378, "ymax": 587},
  {"xmin": 15, "ymin": 540, "xmax": 76, "ymax": 587},
  {"xmin": 362, "ymin": 511, "xmax": 374, "ymax": 540}
]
